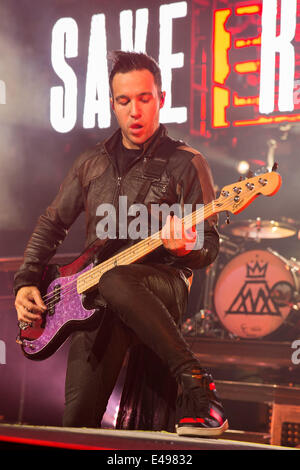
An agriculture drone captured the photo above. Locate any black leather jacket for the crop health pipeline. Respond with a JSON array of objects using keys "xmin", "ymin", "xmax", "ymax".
[{"xmin": 13, "ymin": 125, "xmax": 219, "ymax": 295}]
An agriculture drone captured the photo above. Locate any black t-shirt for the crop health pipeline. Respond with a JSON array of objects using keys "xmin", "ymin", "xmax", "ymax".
[{"xmin": 115, "ymin": 137, "xmax": 143, "ymax": 176}]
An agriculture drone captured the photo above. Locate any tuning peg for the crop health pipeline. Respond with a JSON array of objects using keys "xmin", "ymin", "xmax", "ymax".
[
  {"xmin": 272, "ymin": 162, "xmax": 278, "ymax": 172},
  {"xmin": 225, "ymin": 211, "xmax": 230, "ymax": 224},
  {"xmin": 247, "ymin": 169, "xmax": 254, "ymax": 178},
  {"xmin": 239, "ymin": 175, "xmax": 246, "ymax": 181}
]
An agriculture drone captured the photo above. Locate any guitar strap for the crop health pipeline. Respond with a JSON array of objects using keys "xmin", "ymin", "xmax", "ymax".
[{"xmin": 133, "ymin": 137, "xmax": 184, "ymax": 205}]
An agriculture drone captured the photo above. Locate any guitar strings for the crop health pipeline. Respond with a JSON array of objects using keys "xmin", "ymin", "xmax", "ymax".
[
  {"xmin": 40, "ymin": 200, "xmax": 218, "ymax": 308},
  {"xmin": 39, "ymin": 196, "xmax": 237, "ymax": 310},
  {"xmin": 39, "ymin": 194, "xmax": 240, "ymax": 310}
]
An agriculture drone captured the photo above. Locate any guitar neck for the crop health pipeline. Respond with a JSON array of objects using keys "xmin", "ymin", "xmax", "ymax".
[{"xmin": 76, "ymin": 201, "xmax": 215, "ymax": 294}]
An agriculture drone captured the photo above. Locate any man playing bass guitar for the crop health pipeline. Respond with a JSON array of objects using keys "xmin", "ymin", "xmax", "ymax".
[{"xmin": 14, "ymin": 51, "xmax": 228, "ymax": 437}]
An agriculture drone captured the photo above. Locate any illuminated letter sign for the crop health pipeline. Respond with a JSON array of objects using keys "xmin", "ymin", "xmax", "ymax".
[
  {"xmin": 50, "ymin": 2, "xmax": 189, "ymax": 133},
  {"xmin": 259, "ymin": 0, "xmax": 297, "ymax": 114},
  {"xmin": 159, "ymin": 1, "xmax": 187, "ymax": 124},
  {"xmin": 50, "ymin": 18, "xmax": 78, "ymax": 133},
  {"xmin": 120, "ymin": 8, "xmax": 149, "ymax": 52},
  {"xmin": 192, "ymin": 1, "xmax": 300, "ymax": 135},
  {"xmin": 83, "ymin": 14, "xmax": 110, "ymax": 129}
]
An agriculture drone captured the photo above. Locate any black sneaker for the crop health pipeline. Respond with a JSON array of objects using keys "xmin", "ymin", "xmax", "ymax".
[{"xmin": 175, "ymin": 369, "xmax": 228, "ymax": 437}]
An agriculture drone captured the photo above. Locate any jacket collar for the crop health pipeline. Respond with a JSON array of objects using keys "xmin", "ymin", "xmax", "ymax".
[{"xmin": 102, "ymin": 124, "xmax": 168, "ymax": 158}]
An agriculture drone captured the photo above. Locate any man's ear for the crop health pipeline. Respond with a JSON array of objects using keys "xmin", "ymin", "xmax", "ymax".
[
  {"xmin": 110, "ymin": 97, "xmax": 115, "ymax": 111},
  {"xmin": 160, "ymin": 91, "xmax": 166, "ymax": 109}
]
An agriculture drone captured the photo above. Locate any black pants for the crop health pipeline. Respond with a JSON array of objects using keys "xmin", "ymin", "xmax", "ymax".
[{"xmin": 63, "ymin": 263, "xmax": 199, "ymax": 428}]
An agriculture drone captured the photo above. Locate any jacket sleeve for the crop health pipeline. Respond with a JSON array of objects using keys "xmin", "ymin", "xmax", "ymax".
[
  {"xmin": 163, "ymin": 150, "xmax": 219, "ymax": 270},
  {"xmin": 13, "ymin": 156, "xmax": 85, "ymax": 296}
]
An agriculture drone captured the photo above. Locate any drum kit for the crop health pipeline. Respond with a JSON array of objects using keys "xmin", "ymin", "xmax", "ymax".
[{"xmin": 184, "ymin": 216, "xmax": 300, "ymax": 341}]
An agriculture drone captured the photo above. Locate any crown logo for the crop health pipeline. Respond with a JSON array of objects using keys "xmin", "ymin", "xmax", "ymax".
[{"xmin": 246, "ymin": 260, "xmax": 268, "ymax": 278}]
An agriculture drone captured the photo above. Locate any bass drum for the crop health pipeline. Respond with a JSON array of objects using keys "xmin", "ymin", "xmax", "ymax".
[{"xmin": 214, "ymin": 249, "xmax": 299, "ymax": 339}]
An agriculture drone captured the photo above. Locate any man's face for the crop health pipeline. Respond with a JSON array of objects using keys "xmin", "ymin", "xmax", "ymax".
[{"xmin": 111, "ymin": 69, "xmax": 165, "ymax": 149}]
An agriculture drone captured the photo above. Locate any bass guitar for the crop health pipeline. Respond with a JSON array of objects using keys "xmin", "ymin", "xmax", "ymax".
[{"xmin": 17, "ymin": 169, "xmax": 282, "ymax": 360}]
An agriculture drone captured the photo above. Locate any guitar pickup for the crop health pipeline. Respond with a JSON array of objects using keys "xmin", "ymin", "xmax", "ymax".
[{"xmin": 48, "ymin": 284, "xmax": 61, "ymax": 316}]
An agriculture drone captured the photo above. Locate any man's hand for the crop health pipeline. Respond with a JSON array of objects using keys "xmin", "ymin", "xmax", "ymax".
[
  {"xmin": 15, "ymin": 286, "xmax": 47, "ymax": 323},
  {"xmin": 161, "ymin": 214, "xmax": 197, "ymax": 256}
]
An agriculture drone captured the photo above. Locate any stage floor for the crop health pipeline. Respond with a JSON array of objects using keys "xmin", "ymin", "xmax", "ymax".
[{"xmin": 0, "ymin": 423, "xmax": 296, "ymax": 451}]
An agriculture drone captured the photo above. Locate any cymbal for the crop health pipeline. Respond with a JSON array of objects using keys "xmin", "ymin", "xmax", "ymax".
[{"xmin": 221, "ymin": 218, "xmax": 296, "ymax": 239}]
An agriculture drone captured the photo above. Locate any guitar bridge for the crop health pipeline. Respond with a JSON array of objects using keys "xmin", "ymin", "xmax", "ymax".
[{"xmin": 16, "ymin": 335, "xmax": 36, "ymax": 350}]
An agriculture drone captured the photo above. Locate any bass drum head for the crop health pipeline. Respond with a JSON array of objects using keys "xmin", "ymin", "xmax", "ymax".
[{"xmin": 214, "ymin": 249, "xmax": 296, "ymax": 339}]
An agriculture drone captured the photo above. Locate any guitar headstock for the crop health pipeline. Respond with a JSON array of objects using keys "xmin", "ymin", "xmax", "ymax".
[{"xmin": 215, "ymin": 169, "xmax": 282, "ymax": 215}]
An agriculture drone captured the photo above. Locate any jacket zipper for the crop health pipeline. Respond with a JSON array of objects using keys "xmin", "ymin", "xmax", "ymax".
[
  {"xmin": 113, "ymin": 175, "xmax": 122, "ymax": 207},
  {"xmin": 101, "ymin": 144, "xmax": 149, "ymax": 209}
]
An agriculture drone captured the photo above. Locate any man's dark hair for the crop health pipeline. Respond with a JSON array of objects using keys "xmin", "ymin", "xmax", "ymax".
[{"xmin": 109, "ymin": 50, "xmax": 162, "ymax": 97}]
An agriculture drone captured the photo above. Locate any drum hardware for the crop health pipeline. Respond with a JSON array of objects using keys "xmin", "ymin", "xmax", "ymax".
[
  {"xmin": 182, "ymin": 247, "xmax": 240, "ymax": 339},
  {"xmin": 267, "ymin": 247, "xmax": 300, "ymax": 271},
  {"xmin": 267, "ymin": 139, "xmax": 277, "ymax": 170},
  {"xmin": 195, "ymin": 310, "xmax": 213, "ymax": 336},
  {"xmin": 196, "ymin": 261, "xmax": 224, "ymax": 337},
  {"xmin": 219, "ymin": 235, "xmax": 240, "ymax": 257},
  {"xmin": 182, "ymin": 259, "xmax": 220, "ymax": 337},
  {"xmin": 181, "ymin": 311, "xmax": 211, "ymax": 337},
  {"xmin": 195, "ymin": 310, "xmax": 233, "ymax": 338},
  {"xmin": 181, "ymin": 316, "xmax": 197, "ymax": 335},
  {"xmin": 182, "ymin": 309, "xmax": 234, "ymax": 339},
  {"xmin": 221, "ymin": 218, "xmax": 297, "ymax": 241},
  {"xmin": 281, "ymin": 216, "xmax": 300, "ymax": 228},
  {"xmin": 267, "ymin": 248, "xmax": 300, "ymax": 311},
  {"xmin": 270, "ymin": 281, "xmax": 299, "ymax": 310}
]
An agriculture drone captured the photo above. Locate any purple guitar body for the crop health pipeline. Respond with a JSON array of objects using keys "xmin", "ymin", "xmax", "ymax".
[
  {"xmin": 18, "ymin": 266, "xmax": 96, "ymax": 359},
  {"xmin": 17, "ymin": 238, "xmax": 125, "ymax": 360}
]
